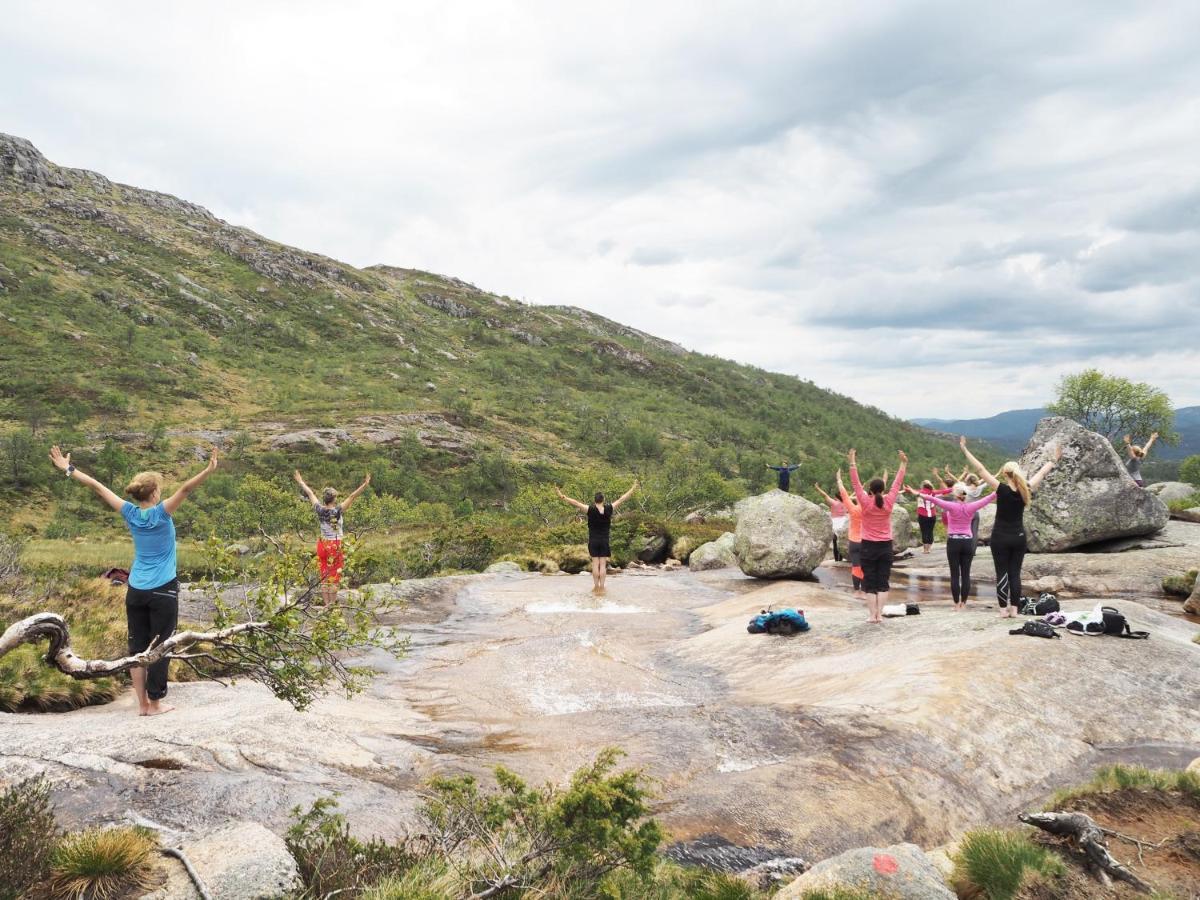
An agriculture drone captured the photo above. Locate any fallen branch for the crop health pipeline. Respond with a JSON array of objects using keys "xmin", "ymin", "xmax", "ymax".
[
  {"xmin": 1019, "ymin": 811, "xmax": 1152, "ymax": 894},
  {"xmin": 0, "ymin": 612, "xmax": 268, "ymax": 679}
]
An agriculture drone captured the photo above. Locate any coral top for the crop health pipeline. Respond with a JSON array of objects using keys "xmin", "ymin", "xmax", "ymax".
[
  {"xmin": 838, "ymin": 483, "xmax": 862, "ymax": 543},
  {"xmin": 850, "ymin": 464, "xmax": 906, "ymax": 542}
]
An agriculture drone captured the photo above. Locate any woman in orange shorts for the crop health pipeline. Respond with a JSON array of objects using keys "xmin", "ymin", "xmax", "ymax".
[{"xmin": 294, "ymin": 470, "xmax": 371, "ymax": 602}]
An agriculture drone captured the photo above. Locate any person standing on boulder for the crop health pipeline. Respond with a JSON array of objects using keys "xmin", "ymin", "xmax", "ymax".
[
  {"xmin": 814, "ymin": 482, "xmax": 848, "ymax": 562},
  {"xmin": 849, "ymin": 449, "xmax": 907, "ymax": 624},
  {"xmin": 959, "ymin": 437, "xmax": 1061, "ymax": 617},
  {"xmin": 294, "ymin": 470, "xmax": 372, "ymax": 603},
  {"xmin": 905, "ymin": 482, "xmax": 995, "ymax": 611},
  {"xmin": 48, "ymin": 444, "xmax": 219, "ymax": 716},
  {"xmin": 555, "ymin": 481, "xmax": 638, "ymax": 591},
  {"xmin": 766, "ymin": 461, "xmax": 800, "ymax": 492},
  {"xmin": 835, "ymin": 469, "xmax": 865, "ymax": 599},
  {"xmin": 1123, "ymin": 433, "xmax": 1158, "ymax": 487}
]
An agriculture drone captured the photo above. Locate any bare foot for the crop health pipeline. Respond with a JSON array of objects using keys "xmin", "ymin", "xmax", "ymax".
[{"xmin": 142, "ymin": 702, "xmax": 175, "ymax": 717}]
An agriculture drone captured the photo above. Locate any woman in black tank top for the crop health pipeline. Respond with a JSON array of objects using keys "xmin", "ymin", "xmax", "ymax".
[
  {"xmin": 556, "ymin": 480, "xmax": 639, "ymax": 591},
  {"xmin": 959, "ymin": 437, "xmax": 1062, "ymax": 617}
]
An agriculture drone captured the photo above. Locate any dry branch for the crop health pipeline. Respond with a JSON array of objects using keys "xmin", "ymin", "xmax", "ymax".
[{"xmin": 1018, "ymin": 810, "xmax": 1152, "ymax": 893}]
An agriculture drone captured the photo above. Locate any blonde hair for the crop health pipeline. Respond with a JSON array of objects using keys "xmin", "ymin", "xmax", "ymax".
[
  {"xmin": 965, "ymin": 473, "xmax": 980, "ymax": 486},
  {"xmin": 952, "ymin": 482, "xmax": 969, "ymax": 498},
  {"xmin": 999, "ymin": 462, "xmax": 1030, "ymax": 506},
  {"xmin": 322, "ymin": 487, "xmax": 339, "ymax": 505},
  {"xmin": 1131, "ymin": 446, "xmax": 1146, "ymax": 459},
  {"xmin": 126, "ymin": 471, "xmax": 163, "ymax": 503}
]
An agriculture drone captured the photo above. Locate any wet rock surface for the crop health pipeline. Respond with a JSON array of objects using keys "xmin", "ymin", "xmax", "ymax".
[
  {"xmin": 1022, "ymin": 417, "xmax": 1169, "ymax": 551},
  {"xmin": 2, "ymin": 551, "xmax": 1198, "ymax": 870}
]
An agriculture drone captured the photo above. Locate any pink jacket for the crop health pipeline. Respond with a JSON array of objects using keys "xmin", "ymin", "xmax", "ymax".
[
  {"xmin": 850, "ymin": 464, "xmax": 906, "ymax": 542},
  {"xmin": 927, "ymin": 492, "xmax": 996, "ymax": 536}
]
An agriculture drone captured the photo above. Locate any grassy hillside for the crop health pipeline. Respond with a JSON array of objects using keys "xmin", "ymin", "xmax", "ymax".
[{"xmin": 0, "ymin": 132, "xmax": 991, "ymax": 557}]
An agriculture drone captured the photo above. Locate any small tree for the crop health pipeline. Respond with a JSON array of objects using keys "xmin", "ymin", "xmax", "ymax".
[
  {"xmin": 1048, "ymin": 369, "xmax": 1177, "ymax": 445},
  {"xmin": 1, "ymin": 430, "xmax": 40, "ymax": 489},
  {"xmin": 1180, "ymin": 455, "xmax": 1200, "ymax": 487}
]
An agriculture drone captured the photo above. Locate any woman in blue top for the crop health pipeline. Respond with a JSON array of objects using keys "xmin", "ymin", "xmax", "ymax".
[{"xmin": 49, "ymin": 444, "xmax": 219, "ymax": 716}]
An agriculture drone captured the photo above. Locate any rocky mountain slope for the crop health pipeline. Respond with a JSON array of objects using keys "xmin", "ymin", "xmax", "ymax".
[{"xmin": 1, "ymin": 131, "xmax": 968, "ymax": 514}]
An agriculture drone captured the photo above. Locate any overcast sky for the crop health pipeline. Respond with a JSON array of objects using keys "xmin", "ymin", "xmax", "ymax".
[{"xmin": 3, "ymin": 1, "xmax": 1199, "ymax": 419}]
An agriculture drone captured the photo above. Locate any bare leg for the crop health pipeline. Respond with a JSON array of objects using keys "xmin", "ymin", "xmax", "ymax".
[
  {"xmin": 131, "ymin": 666, "xmax": 149, "ymax": 715},
  {"xmin": 322, "ymin": 582, "xmax": 337, "ymax": 605},
  {"xmin": 876, "ymin": 589, "xmax": 889, "ymax": 623},
  {"xmin": 591, "ymin": 557, "xmax": 601, "ymax": 590},
  {"xmin": 598, "ymin": 557, "xmax": 608, "ymax": 590}
]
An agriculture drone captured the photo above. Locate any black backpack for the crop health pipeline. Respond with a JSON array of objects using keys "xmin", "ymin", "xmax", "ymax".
[
  {"xmin": 905, "ymin": 603, "xmax": 920, "ymax": 615},
  {"xmin": 1010, "ymin": 621, "xmax": 1060, "ymax": 639},
  {"xmin": 1020, "ymin": 593, "xmax": 1060, "ymax": 616},
  {"xmin": 1100, "ymin": 606, "xmax": 1149, "ymax": 640}
]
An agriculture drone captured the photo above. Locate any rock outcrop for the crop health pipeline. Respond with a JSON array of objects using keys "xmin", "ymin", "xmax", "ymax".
[
  {"xmin": 1186, "ymin": 578, "xmax": 1200, "ymax": 616},
  {"xmin": 689, "ymin": 532, "xmax": 737, "ymax": 571},
  {"xmin": 484, "ymin": 561, "xmax": 523, "ymax": 574},
  {"xmin": 976, "ymin": 503, "xmax": 996, "ymax": 542},
  {"xmin": 1021, "ymin": 417, "xmax": 1169, "ymax": 552},
  {"xmin": 734, "ymin": 491, "xmax": 832, "ymax": 578},
  {"xmin": 142, "ymin": 821, "xmax": 301, "ymax": 900},
  {"xmin": 1148, "ymin": 481, "xmax": 1199, "ymax": 505},
  {"xmin": 891, "ymin": 504, "xmax": 914, "ymax": 552},
  {"xmin": 777, "ymin": 843, "xmax": 954, "ymax": 899}
]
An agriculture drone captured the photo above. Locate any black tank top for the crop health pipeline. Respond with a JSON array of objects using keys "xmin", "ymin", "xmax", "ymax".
[
  {"xmin": 993, "ymin": 484, "xmax": 1026, "ymax": 534},
  {"xmin": 587, "ymin": 502, "xmax": 613, "ymax": 537}
]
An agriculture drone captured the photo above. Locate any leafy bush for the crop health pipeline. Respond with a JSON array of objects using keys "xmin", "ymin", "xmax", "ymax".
[
  {"xmin": 950, "ymin": 828, "xmax": 1065, "ymax": 900},
  {"xmin": 1180, "ymin": 453, "xmax": 1200, "ymax": 487},
  {"xmin": 286, "ymin": 796, "xmax": 418, "ymax": 898},
  {"xmin": 47, "ymin": 826, "xmax": 157, "ymax": 900},
  {"xmin": 0, "ymin": 776, "xmax": 61, "ymax": 900},
  {"xmin": 601, "ymin": 860, "xmax": 766, "ymax": 898}
]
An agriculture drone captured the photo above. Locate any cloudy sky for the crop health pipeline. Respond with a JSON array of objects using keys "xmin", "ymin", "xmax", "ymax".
[{"xmin": 3, "ymin": 1, "xmax": 1198, "ymax": 419}]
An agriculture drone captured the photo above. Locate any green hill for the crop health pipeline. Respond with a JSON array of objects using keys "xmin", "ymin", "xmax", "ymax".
[{"xmin": 0, "ymin": 132, "xmax": 989, "ymax": 562}]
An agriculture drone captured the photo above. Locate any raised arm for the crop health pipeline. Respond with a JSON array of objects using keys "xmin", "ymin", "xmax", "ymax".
[
  {"xmin": 612, "ymin": 480, "xmax": 639, "ymax": 510},
  {"xmin": 959, "ymin": 436, "xmax": 1000, "ymax": 489},
  {"xmin": 50, "ymin": 446, "xmax": 124, "ymax": 512},
  {"xmin": 1028, "ymin": 444, "xmax": 1063, "ymax": 492},
  {"xmin": 340, "ymin": 473, "xmax": 372, "ymax": 511},
  {"xmin": 555, "ymin": 486, "xmax": 588, "ymax": 512},
  {"xmin": 847, "ymin": 449, "xmax": 868, "ymax": 506},
  {"xmin": 163, "ymin": 447, "xmax": 219, "ymax": 515},
  {"xmin": 836, "ymin": 469, "xmax": 853, "ymax": 508},
  {"xmin": 813, "ymin": 483, "xmax": 836, "ymax": 506},
  {"xmin": 887, "ymin": 452, "xmax": 908, "ymax": 503},
  {"xmin": 1141, "ymin": 432, "xmax": 1159, "ymax": 455},
  {"xmin": 294, "ymin": 469, "xmax": 319, "ymax": 505}
]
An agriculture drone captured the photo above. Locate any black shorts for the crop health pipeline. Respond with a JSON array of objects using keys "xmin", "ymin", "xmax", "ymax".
[
  {"xmin": 588, "ymin": 537, "xmax": 611, "ymax": 558},
  {"xmin": 859, "ymin": 540, "xmax": 894, "ymax": 594},
  {"xmin": 847, "ymin": 540, "xmax": 862, "ymax": 567}
]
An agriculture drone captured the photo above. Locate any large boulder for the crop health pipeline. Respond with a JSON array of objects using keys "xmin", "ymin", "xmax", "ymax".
[
  {"xmin": 689, "ymin": 532, "xmax": 737, "ymax": 571},
  {"xmin": 1020, "ymin": 417, "xmax": 1169, "ymax": 552},
  {"xmin": 1148, "ymin": 481, "xmax": 1199, "ymax": 505},
  {"xmin": 976, "ymin": 503, "xmax": 996, "ymax": 542},
  {"xmin": 777, "ymin": 843, "xmax": 954, "ymax": 899},
  {"xmin": 891, "ymin": 504, "xmax": 914, "ymax": 552},
  {"xmin": 733, "ymin": 490, "xmax": 832, "ymax": 578}
]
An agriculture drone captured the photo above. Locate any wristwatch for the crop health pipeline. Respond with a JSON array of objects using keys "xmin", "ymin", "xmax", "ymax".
[{"xmin": 65, "ymin": 464, "xmax": 75, "ymax": 477}]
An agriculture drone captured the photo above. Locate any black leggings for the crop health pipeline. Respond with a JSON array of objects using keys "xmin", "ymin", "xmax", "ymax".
[
  {"xmin": 126, "ymin": 578, "xmax": 179, "ymax": 701},
  {"xmin": 946, "ymin": 536, "xmax": 975, "ymax": 602},
  {"xmin": 832, "ymin": 533, "xmax": 842, "ymax": 562},
  {"xmin": 848, "ymin": 541, "xmax": 863, "ymax": 591},
  {"xmin": 918, "ymin": 515, "xmax": 936, "ymax": 545},
  {"xmin": 990, "ymin": 531, "xmax": 1027, "ymax": 608},
  {"xmin": 859, "ymin": 540, "xmax": 893, "ymax": 595}
]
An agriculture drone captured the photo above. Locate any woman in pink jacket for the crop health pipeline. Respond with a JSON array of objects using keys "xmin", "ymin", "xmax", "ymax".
[
  {"xmin": 848, "ymin": 448, "xmax": 907, "ymax": 624},
  {"xmin": 906, "ymin": 483, "xmax": 995, "ymax": 611}
]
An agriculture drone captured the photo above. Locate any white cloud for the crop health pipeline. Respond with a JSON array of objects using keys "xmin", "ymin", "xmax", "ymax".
[{"xmin": 2, "ymin": 0, "xmax": 1199, "ymax": 419}]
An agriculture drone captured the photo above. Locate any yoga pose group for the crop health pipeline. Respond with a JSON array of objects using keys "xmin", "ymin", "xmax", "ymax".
[
  {"xmin": 815, "ymin": 438, "xmax": 1064, "ymax": 621},
  {"xmin": 47, "ymin": 446, "xmax": 377, "ymax": 716}
]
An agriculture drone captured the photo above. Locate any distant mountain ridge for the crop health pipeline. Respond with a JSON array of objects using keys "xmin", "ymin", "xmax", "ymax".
[{"xmin": 914, "ymin": 407, "xmax": 1200, "ymax": 459}]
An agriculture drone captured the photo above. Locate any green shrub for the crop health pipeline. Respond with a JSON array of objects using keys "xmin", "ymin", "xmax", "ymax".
[
  {"xmin": 286, "ymin": 796, "xmax": 418, "ymax": 899},
  {"xmin": 0, "ymin": 776, "xmax": 61, "ymax": 900},
  {"xmin": 950, "ymin": 828, "xmax": 1065, "ymax": 900},
  {"xmin": 1180, "ymin": 453, "xmax": 1200, "ymax": 487},
  {"xmin": 601, "ymin": 860, "xmax": 767, "ymax": 898},
  {"xmin": 47, "ymin": 826, "xmax": 157, "ymax": 900},
  {"xmin": 1162, "ymin": 570, "xmax": 1197, "ymax": 597}
]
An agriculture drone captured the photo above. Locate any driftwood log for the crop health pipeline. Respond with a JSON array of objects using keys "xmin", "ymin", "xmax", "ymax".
[{"xmin": 1018, "ymin": 811, "xmax": 1152, "ymax": 893}]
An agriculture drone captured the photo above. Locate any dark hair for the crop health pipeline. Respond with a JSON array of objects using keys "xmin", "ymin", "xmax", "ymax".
[
  {"xmin": 594, "ymin": 491, "xmax": 605, "ymax": 504},
  {"xmin": 868, "ymin": 477, "xmax": 885, "ymax": 508}
]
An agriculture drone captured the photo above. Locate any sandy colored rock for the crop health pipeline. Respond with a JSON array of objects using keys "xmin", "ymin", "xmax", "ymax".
[
  {"xmin": 1175, "ymin": 507, "xmax": 1200, "ymax": 524},
  {"xmin": 1185, "ymin": 578, "xmax": 1200, "ymax": 616},
  {"xmin": 777, "ymin": 843, "xmax": 954, "ymax": 899},
  {"xmin": 484, "ymin": 560, "xmax": 523, "ymax": 574},
  {"xmin": 734, "ymin": 490, "xmax": 832, "ymax": 578},
  {"xmin": 891, "ymin": 503, "xmax": 914, "ymax": 552},
  {"xmin": 1021, "ymin": 417, "xmax": 1169, "ymax": 551},
  {"xmin": 178, "ymin": 821, "xmax": 300, "ymax": 899},
  {"xmin": 689, "ymin": 532, "xmax": 737, "ymax": 571},
  {"xmin": 1149, "ymin": 481, "xmax": 1200, "ymax": 505}
]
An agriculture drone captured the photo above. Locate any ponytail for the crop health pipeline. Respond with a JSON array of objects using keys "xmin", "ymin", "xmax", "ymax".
[
  {"xmin": 868, "ymin": 477, "xmax": 885, "ymax": 508},
  {"xmin": 1000, "ymin": 462, "xmax": 1030, "ymax": 505}
]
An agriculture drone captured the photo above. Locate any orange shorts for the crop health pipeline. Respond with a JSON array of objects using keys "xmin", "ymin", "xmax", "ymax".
[{"xmin": 316, "ymin": 539, "xmax": 344, "ymax": 584}]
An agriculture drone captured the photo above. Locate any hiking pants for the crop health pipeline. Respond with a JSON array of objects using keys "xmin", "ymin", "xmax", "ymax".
[
  {"xmin": 126, "ymin": 578, "xmax": 179, "ymax": 700},
  {"xmin": 918, "ymin": 515, "xmax": 936, "ymax": 545},
  {"xmin": 989, "ymin": 531, "xmax": 1027, "ymax": 608},
  {"xmin": 946, "ymin": 536, "xmax": 975, "ymax": 602}
]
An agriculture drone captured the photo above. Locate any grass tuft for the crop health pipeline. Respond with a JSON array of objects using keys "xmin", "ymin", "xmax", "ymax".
[
  {"xmin": 0, "ymin": 776, "xmax": 62, "ymax": 900},
  {"xmin": 1051, "ymin": 764, "xmax": 1200, "ymax": 806},
  {"xmin": 47, "ymin": 826, "xmax": 157, "ymax": 900},
  {"xmin": 951, "ymin": 828, "xmax": 1065, "ymax": 900}
]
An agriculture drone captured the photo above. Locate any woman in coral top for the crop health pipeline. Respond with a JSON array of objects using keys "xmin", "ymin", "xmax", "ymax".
[{"xmin": 848, "ymin": 448, "xmax": 907, "ymax": 624}]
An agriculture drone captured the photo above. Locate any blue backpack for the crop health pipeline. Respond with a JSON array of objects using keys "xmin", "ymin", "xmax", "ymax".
[{"xmin": 748, "ymin": 607, "xmax": 810, "ymax": 635}]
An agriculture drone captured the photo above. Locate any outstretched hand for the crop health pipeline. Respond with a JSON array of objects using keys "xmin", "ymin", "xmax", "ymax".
[
  {"xmin": 959, "ymin": 435, "xmax": 968, "ymax": 449},
  {"xmin": 555, "ymin": 486, "xmax": 566, "ymax": 499},
  {"xmin": 898, "ymin": 450, "xmax": 908, "ymax": 464},
  {"xmin": 49, "ymin": 445, "xmax": 71, "ymax": 471},
  {"xmin": 847, "ymin": 448, "xmax": 857, "ymax": 465},
  {"xmin": 206, "ymin": 446, "xmax": 220, "ymax": 471},
  {"xmin": 1053, "ymin": 444, "xmax": 1063, "ymax": 461},
  {"xmin": 363, "ymin": 473, "xmax": 372, "ymax": 486},
  {"xmin": 294, "ymin": 470, "xmax": 304, "ymax": 484}
]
